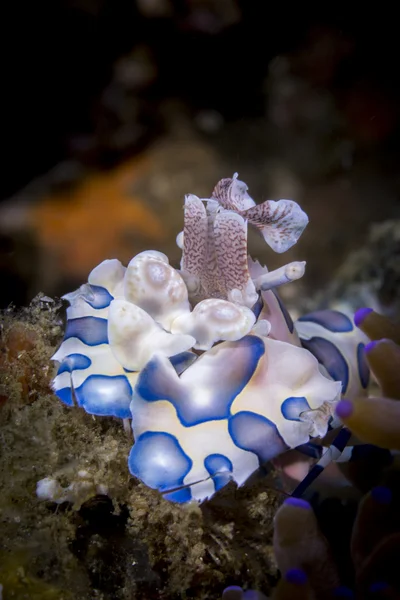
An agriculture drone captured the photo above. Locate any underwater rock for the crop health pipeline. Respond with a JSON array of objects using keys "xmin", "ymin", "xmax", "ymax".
[
  {"xmin": 0, "ymin": 298, "xmax": 62, "ymax": 407},
  {"xmin": 0, "ymin": 296, "xmax": 285, "ymax": 599},
  {"xmin": 303, "ymin": 219, "xmax": 400, "ymax": 319}
]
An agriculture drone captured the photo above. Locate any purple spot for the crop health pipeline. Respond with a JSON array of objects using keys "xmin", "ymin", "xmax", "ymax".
[
  {"xmin": 354, "ymin": 307, "xmax": 373, "ymax": 328},
  {"xmin": 222, "ymin": 587, "xmax": 244, "ymax": 600},
  {"xmin": 281, "ymin": 396, "xmax": 311, "ymax": 421},
  {"xmin": 300, "ymin": 336, "xmax": 349, "ymax": 393},
  {"xmin": 365, "ymin": 340, "xmax": 379, "ymax": 353},
  {"xmin": 252, "ymin": 294, "xmax": 263, "ymax": 319},
  {"xmin": 55, "ymin": 387, "xmax": 75, "ymax": 407},
  {"xmin": 371, "ymin": 486, "xmax": 392, "ymax": 505},
  {"xmin": 169, "ymin": 351, "xmax": 197, "ymax": 374},
  {"xmin": 136, "ymin": 335, "xmax": 265, "ymax": 426},
  {"xmin": 74, "ymin": 374, "xmax": 132, "ymax": 418},
  {"xmin": 204, "ymin": 454, "xmax": 233, "ymax": 491},
  {"xmin": 229, "ymin": 411, "xmax": 288, "ymax": 463},
  {"xmin": 128, "ymin": 431, "xmax": 193, "ymax": 497},
  {"xmin": 298, "ymin": 309, "xmax": 353, "ymax": 332},
  {"xmin": 285, "ymin": 568, "xmax": 307, "ymax": 585},
  {"xmin": 57, "ymin": 353, "xmax": 92, "ymax": 375},
  {"xmin": 336, "ymin": 399, "xmax": 353, "ymax": 419},
  {"xmin": 84, "ymin": 284, "xmax": 113, "ymax": 309},
  {"xmin": 65, "ymin": 316, "xmax": 108, "ymax": 346},
  {"xmin": 162, "ymin": 487, "xmax": 192, "ymax": 503},
  {"xmin": 284, "ymin": 497, "xmax": 311, "ymax": 510}
]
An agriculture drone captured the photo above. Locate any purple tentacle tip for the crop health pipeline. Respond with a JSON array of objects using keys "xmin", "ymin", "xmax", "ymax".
[
  {"xmin": 285, "ymin": 568, "xmax": 307, "ymax": 585},
  {"xmin": 354, "ymin": 307, "xmax": 373, "ymax": 327},
  {"xmin": 222, "ymin": 586, "xmax": 243, "ymax": 600},
  {"xmin": 371, "ymin": 486, "xmax": 392, "ymax": 505},
  {"xmin": 336, "ymin": 399, "xmax": 353, "ymax": 419},
  {"xmin": 284, "ymin": 497, "xmax": 311, "ymax": 510},
  {"xmin": 365, "ymin": 340, "xmax": 379, "ymax": 353}
]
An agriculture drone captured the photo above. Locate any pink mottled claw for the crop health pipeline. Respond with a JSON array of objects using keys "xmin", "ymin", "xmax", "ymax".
[
  {"xmin": 181, "ymin": 194, "xmax": 208, "ymax": 277},
  {"xmin": 212, "ymin": 173, "xmax": 256, "ymax": 211},
  {"xmin": 214, "ymin": 210, "xmax": 258, "ymax": 307},
  {"xmin": 243, "ymin": 199, "xmax": 309, "ymax": 253}
]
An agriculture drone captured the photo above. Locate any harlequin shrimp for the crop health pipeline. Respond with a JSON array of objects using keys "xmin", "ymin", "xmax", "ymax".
[{"xmin": 51, "ymin": 174, "xmax": 371, "ymax": 503}]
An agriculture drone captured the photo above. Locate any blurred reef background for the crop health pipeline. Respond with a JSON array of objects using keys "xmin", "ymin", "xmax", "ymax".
[
  {"xmin": 2, "ymin": 0, "xmax": 400, "ymax": 310},
  {"xmin": 1, "ymin": 2, "xmax": 400, "ymax": 599}
]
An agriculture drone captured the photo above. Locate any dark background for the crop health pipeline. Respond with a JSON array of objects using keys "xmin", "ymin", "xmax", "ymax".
[{"xmin": 2, "ymin": 1, "xmax": 400, "ymax": 307}]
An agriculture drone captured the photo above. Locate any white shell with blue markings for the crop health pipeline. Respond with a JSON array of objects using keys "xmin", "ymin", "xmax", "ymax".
[
  {"xmin": 52, "ymin": 258, "xmax": 196, "ymax": 418},
  {"xmin": 295, "ymin": 309, "xmax": 370, "ymax": 401},
  {"xmin": 52, "ymin": 261, "xmax": 138, "ymax": 418},
  {"xmin": 128, "ymin": 333, "xmax": 341, "ymax": 502},
  {"xmin": 51, "ymin": 174, "xmax": 370, "ymax": 503}
]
